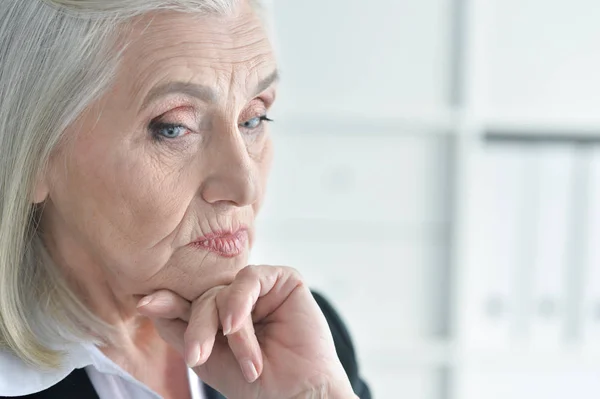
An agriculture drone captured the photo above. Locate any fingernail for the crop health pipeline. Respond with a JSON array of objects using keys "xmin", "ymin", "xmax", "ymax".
[
  {"xmin": 136, "ymin": 295, "xmax": 154, "ymax": 309},
  {"xmin": 222, "ymin": 316, "xmax": 232, "ymax": 336},
  {"xmin": 185, "ymin": 342, "xmax": 201, "ymax": 368},
  {"xmin": 241, "ymin": 360, "xmax": 258, "ymax": 383}
]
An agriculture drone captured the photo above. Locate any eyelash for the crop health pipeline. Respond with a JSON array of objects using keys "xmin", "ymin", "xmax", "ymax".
[
  {"xmin": 241, "ymin": 115, "xmax": 273, "ymax": 130},
  {"xmin": 148, "ymin": 115, "xmax": 273, "ymax": 142}
]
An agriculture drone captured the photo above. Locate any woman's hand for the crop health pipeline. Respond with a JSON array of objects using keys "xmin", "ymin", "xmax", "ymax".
[{"xmin": 136, "ymin": 265, "xmax": 357, "ymax": 399}]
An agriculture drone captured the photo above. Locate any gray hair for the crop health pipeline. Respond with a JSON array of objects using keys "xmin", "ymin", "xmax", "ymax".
[{"xmin": 0, "ymin": 0, "xmax": 261, "ymax": 370}]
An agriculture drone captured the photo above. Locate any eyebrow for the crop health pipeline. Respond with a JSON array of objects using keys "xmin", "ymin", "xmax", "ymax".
[
  {"xmin": 251, "ymin": 69, "xmax": 280, "ymax": 98},
  {"xmin": 140, "ymin": 69, "xmax": 280, "ymax": 111}
]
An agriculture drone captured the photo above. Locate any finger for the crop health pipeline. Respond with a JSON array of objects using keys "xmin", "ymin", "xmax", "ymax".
[
  {"xmin": 151, "ymin": 318, "xmax": 188, "ymax": 354},
  {"xmin": 136, "ymin": 290, "xmax": 192, "ymax": 322},
  {"xmin": 225, "ymin": 317, "xmax": 263, "ymax": 383},
  {"xmin": 184, "ymin": 287, "xmax": 221, "ymax": 368},
  {"xmin": 216, "ymin": 265, "xmax": 304, "ymax": 334}
]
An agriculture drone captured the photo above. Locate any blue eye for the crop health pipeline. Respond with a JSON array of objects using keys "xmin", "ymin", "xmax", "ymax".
[
  {"xmin": 150, "ymin": 122, "xmax": 188, "ymax": 140},
  {"xmin": 240, "ymin": 115, "xmax": 273, "ymax": 130}
]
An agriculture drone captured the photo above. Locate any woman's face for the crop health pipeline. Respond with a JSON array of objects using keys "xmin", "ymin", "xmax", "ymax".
[{"xmin": 38, "ymin": 4, "xmax": 278, "ymax": 302}]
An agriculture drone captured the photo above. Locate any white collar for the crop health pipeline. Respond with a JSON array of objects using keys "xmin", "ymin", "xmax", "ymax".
[
  {"xmin": 0, "ymin": 342, "xmax": 201, "ymax": 397},
  {"xmin": 0, "ymin": 341, "xmax": 95, "ymax": 396}
]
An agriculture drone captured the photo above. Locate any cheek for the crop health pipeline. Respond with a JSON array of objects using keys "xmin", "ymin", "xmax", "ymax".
[
  {"xmin": 261, "ymin": 137, "xmax": 274, "ymax": 180},
  {"xmin": 102, "ymin": 152, "xmax": 199, "ymax": 255},
  {"xmin": 50, "ymin": 138, "xmax": 196, "ymax": 276},
  {"xmin": 253, "ymin": 137, "xmax": 274, "ymax": 213}
]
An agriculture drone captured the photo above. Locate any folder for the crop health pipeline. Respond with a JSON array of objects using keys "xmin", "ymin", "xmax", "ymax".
[
  {"xmin": 465, "ymin": 145, "xmax": 533, "ymax": 348},
  {"xmin": 528, "ymin": 146, "xmax": 574, "ymax": 349},
  {"xmin": 582, "ymin": 149, "xmax": 600, "ymax": 350}
]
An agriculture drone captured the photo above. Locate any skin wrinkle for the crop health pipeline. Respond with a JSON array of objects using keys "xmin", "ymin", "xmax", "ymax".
[
  {"xmin": 129, "ymin": 11, "xmax": 271, "ymax": 104},
  {"xmin": 35, "ymin": 4, "xmax": 276, "ymax": 397}
]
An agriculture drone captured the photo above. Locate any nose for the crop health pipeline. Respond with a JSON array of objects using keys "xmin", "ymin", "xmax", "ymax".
[{"xmin": 199, "ymin": 126, "xmax": 260, "ymax": 208}]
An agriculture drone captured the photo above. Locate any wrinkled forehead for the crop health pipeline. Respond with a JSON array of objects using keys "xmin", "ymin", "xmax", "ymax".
[{"xmin": 115, "ymin": 5, "xmax": 276, "ymax": 106}]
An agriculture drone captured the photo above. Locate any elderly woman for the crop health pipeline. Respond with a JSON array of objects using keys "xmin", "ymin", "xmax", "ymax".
[{"xmin": 0, "ymin": 1, "xmax": 371, "ymax": 398}]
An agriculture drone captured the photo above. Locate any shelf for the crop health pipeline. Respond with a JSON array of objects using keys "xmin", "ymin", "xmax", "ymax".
[
  {"xmin": 271, "ymin": 109, "xmax": 458, "ymax": 135},
  {"xmin": 483, "ymin": 114, "xmax": 600, "ymax": 138},
  {"xmin": 270, "ymin": 111, "xmax": 600, "ymax": 139}
]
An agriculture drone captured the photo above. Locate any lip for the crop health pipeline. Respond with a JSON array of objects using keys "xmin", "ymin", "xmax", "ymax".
[{"xmin": 189, "ymin": 228, "xmax": 249, "ymax": 258}]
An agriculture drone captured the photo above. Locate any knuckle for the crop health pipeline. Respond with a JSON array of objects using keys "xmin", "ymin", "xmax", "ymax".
[
  {"xmin": 239, "ymin": 264, "xmax": 260, "ymax": 280},
  {"xmin": 282, "ymin": 266, "xmax": 303, "ymax": 282},
  {"xmin": 195, "ymin": 285, "xmax": 223, "ymax": 305}
]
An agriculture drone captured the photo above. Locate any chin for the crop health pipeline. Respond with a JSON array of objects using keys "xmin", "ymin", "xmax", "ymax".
[{"xmin": 137, "ymin": 249, "xmax": 251, "ymax": 301}]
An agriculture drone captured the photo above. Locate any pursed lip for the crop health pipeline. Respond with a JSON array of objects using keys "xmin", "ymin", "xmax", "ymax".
[{"xmin": 188, "ymin": 228, "xmax": 249, "ymax": 258}]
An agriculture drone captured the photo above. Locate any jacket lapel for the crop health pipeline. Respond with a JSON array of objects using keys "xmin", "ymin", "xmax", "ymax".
[
  {"xmin": 3, "ymin": 368, "xmax": 101, "ymax": 399},
  {"xmin": 203, "ymin": 383, "xmax": 225, "ymax": 399},
  {"xmin": 2, "ymin": 367, "xmax": 224, "ymax": 399}
]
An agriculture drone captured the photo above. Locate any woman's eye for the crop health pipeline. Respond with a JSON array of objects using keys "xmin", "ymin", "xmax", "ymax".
[
  {"xmin": 149, "ymin": 122, "xmax": 189, "ymax": 140},
  {"xmin": 240, "ymin": 115, "xmax": 273, "ymax": 130}
]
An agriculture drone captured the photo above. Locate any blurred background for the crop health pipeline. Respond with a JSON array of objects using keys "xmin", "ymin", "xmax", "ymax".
[{"xmin": 249, "ymin": 0, "xmax": 600, "ymax": 397}]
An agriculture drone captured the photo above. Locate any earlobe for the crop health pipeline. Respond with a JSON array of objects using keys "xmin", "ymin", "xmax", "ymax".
[{"xmin": 32, "ymin": 178, "xmax": 49, "ymax": 204}]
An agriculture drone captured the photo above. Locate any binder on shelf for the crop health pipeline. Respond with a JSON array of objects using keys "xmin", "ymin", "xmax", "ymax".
[
  {"xmin": 465, "ymin": 145, "xmax": 534, "ymax": 348},
  {"xmin": 582, "ymin": 150, "xmax": 600, "ymax": 350},
  {"xmin": 528, "ymin": 147, "xmax": 574, "ymax": 349}
]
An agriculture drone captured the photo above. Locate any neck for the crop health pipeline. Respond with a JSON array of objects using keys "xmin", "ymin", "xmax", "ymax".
[
  {"xmin": 40, "ymin": 218, "xmax": 166, "ymax": 358},
  {"xmin": 43, "ymin": 231, "xmax": 191, "ymax": 397},
  {"xmin": 39, "ymin": 209, "xmax": 192, "ymax": 398}
]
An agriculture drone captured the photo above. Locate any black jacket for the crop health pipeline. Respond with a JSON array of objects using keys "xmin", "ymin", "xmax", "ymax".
[{"xmin": 2, "ymin": 292, "xmax": 371, "ymax": 399}]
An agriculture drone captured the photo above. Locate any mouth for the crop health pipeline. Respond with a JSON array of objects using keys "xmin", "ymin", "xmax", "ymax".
[{"xmin": 189, "ymin": 228, "xmax": 249, "ymax": 258}]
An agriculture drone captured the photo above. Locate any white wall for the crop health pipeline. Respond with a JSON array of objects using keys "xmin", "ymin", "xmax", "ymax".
[
  {"xmin": 482, "ymin": 0, "xmax": 600, "ymax": 122},
  {"xmin": 271, "ymin": 0, "xmax": 452, "ymax": 119}
]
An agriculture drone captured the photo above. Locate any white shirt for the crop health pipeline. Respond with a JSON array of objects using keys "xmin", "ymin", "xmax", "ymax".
[{"xmin": 0, "ymin": 342, "xmax": 205, "ymax": 399}]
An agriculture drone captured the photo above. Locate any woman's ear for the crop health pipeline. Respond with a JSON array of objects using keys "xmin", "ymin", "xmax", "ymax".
[{"xmin": 32, "ymin": 176, "xmax": 49, "ymax": 204}]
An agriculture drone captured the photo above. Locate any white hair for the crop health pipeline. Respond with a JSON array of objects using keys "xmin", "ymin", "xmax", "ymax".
[{"xmin": 0, "ymin": 0, "xmax": 262, "ymax": 370}]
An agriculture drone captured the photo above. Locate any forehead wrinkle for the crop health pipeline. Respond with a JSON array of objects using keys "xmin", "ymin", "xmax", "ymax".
[
  {"xmin": 130, "ymin": 49, "xmax": 274, "ymax": 108},
  {"xmin": 229, "ymin": 21, "xmax": 266, "ymax": 41},
  {"xmin": 222, "ymin": 38, "xmax": 271, "ymax": 58},
  {"xmin": 130, "ymin": 56, "xmax": 199, "ymax": 97},
  {"xmin": 130, "ymin": 8, "xmax": 264, "ymax": 53},
  {"xmin": 116, "ymin": 10, "xmax": 274, "ymax": 110},
  {"xmin": 128, "ymin": 34, "xmax": 271, "ymax": 92}
]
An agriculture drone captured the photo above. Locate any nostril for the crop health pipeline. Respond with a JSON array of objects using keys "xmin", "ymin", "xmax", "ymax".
[{"xmin": 200, "ymin": 171, "xmax": 258, "ymax": 208}]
